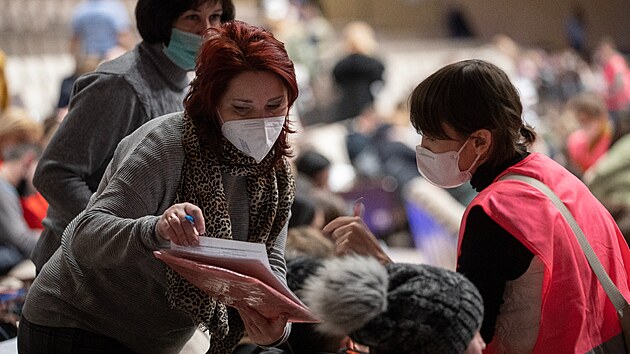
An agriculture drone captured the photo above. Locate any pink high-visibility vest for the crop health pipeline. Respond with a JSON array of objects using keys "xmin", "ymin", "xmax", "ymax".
[{"xmin": 459, "ymin": 153, "xmax": 630, "ymax": 353}]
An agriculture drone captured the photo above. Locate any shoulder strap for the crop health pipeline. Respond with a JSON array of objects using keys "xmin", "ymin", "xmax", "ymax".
[{"xmin": 499, "ymin": 173, "xmax": 629, "ymax": 311}]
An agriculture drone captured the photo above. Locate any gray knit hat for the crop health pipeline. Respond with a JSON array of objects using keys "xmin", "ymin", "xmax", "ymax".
[{"xmin": 301, "ymin": 255, "xmax": 484, "ymax": 354}]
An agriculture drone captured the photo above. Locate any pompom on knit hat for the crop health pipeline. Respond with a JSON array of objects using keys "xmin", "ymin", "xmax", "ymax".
[
  {"xmin": 286, "ymin": 256, "xmax": 324, "ymax": 294},
  {"xmin": 301, "ymin": 255, "xmax": 484, "ymax": 354}
]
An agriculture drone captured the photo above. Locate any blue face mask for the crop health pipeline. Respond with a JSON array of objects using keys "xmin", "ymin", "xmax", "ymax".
[{"xmin": 163, "ymin": 28, "xmax": 202, "ymax": 71}]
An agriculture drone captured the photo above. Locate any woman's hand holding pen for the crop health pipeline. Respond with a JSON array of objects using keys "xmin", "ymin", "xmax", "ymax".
[
  {"xmin": 323, "ymin": 215, "xmax": 393, "ymax": 265},
  {"xmin": 156, "ymin": 202, "xmax": 205, "ymax": 247}
]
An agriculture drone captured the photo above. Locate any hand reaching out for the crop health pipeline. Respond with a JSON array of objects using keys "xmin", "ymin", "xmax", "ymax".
[{"xmin": 323, "ymin": 216, "xmax": 393, "ymax": 265}]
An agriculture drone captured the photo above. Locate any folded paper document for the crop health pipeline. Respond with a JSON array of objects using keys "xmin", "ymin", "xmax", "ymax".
[{"xmin": 154, "ymin": 237, "xmax": 319, "ymax": 323}]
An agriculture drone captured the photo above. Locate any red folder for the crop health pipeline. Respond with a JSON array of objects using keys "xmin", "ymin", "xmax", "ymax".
[{"xmin": 154, "ymin": 249, "xmax": 319, "ymax": 323}]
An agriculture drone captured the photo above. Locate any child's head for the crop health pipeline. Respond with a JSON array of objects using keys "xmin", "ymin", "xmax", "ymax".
[
  {"xmin": 283, "ymin": 257, "xmax": 347, "ymax": 353},
  {"xmin": 0, "ymin": 107, "xmax": 43, "ymax": 157},
  {"xmin": 285, "ymin": 226, "xmax": 335, "ymax": 260},
  {"xmin": 409, "ymin": 59, "xmax": 536, "ymax": 169},
  {"xmin": 302, "ymin": 255, "xmax": 485, "ymax": 354},
  {"xmin": 566, "ymin": 92, "xmax": 609, "ymax": 128},
  {"xmin": 295, "ymin": 149, "xmax": 332, "ymax": 191},
  {"xmin": 342, "ymin": 21, "xmax": 378, "ymax": 55}
]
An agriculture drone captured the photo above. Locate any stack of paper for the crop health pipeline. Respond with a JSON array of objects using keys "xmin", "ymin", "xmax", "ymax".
[{"xmin": 154, "ymin": 237, "xmax": 319, "ymax": 323}]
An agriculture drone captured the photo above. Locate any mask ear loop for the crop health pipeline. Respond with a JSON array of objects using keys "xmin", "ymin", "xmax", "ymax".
[
  {"xmin": 216, "ymin": 110, "xmax": 225, "ymax": 126},
  {"xmin": 456, "ymin": 136, "xmax": 472, "ymax": 155},
  {"xmin": 456, "ymin": 136, "xmax": 482, "ymax": 173},
  {"xmin": 465, "ymin": 152, "xmax": 482, "ymax": 173}
]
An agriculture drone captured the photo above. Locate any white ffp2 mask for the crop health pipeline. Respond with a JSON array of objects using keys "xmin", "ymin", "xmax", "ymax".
[
  {"xmin": 415, "ymin": 138, "xmax": 480, "ymax": 188},
  {"xmin": 221, "ymin": 116, "xmax": 286, "ymax": 163}
]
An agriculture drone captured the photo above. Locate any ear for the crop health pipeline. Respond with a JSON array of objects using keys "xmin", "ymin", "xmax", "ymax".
[{"xmin": 471, "ymin": 129, "xmax": 492, "ymax": 156}]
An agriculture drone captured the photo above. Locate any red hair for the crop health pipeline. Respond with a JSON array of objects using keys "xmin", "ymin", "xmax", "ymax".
[{"xmin": 184, "ymin": 20, "xmax": 298, "ymax": 165}]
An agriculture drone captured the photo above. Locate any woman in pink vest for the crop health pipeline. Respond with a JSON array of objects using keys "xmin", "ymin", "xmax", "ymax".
[{"xmin": 324, "ymin": 59, "xmax": 630, "ymax": 353}]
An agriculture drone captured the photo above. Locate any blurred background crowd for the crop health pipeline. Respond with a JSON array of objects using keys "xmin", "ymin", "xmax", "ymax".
[{"xmin": 1, "ymin": 0, "xmax": 630, "ymax": 346}]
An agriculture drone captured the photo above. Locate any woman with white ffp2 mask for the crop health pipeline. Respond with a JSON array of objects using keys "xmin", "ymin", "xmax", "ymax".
[
  {"xmin": 320, "ymin": 59, "xmax": 630, "ymax": 354},
  {"xmin": 219, "ymin": 112, "xmax": 286, "ymax": 163},
  {"xmin": 215, "ymin": 70, "xmax": 290, "ymax": 164},
  {"xmin": 415, "ymin": 133, "xmax": 482, "ymax": 189}
]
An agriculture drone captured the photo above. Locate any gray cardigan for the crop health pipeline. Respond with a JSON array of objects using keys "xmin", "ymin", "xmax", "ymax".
[
  {"xmin": 23, "ymin": 113, "xmax": 290, "ymax": 353},
  {"xmin": 32, "ymin": 41, "xmax": 190, "ymax": 272}
]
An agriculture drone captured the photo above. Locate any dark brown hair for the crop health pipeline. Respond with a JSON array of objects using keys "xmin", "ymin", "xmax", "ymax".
[
  {"xmin": 184, "ymin": 20, "xmax": 298, "ymax": 166},
  {"xmin": 135, "ymin": 0, "xmax": 235, "ymax": 45},
  {"xmin": 409, "ymin": 59, "xmax": 536, "ymax": 168}
]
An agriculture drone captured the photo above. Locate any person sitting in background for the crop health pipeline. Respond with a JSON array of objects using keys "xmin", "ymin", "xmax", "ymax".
[
  {"xmin": 0, "ymin": 108, "xmax": 44, "ymax": 275},
  {"xmin": 0, "ymin": 107, "xmax": 47, "ymax": 231},
  {"xmin": 276, "ymin": 256, "xmax": 362, "ymax": 354},
  {"xmin": 235, "ymin": 256, "xmax": 353, "ymax": 354},
  {"xmin": 584, "ymin": 111, "xmax": 630, "ymax": 244},
  {"xmin": 61, "ymin": 0, "xmax": 135, "ymax": 120},
  {"xmin": 564, "ymin": 91, "xmax": 613, "ymax": 176},
  {"xmin": 285, "ymin": 226, "xmax": 334, "ymax": 261},
  {"xmin": 293, "ymin": 149, "xmax": 348, "ymax": 232},
  {"xmin": 332, "ymin": 21, "xmax": 385, "ymax": 122},
  {"xmin": 294, "ymin": 149, "xmax": 331, "ymax": 195},
  {"xmin": 18, "ymin": 112, "xmax": 67, "ymax": 231},
  {"xmin": 593, "ymin": 37, "xmax": 630, "ymax": 123},
  {"xmin": 301, "ymin": 255, "xmax": 486, "ymax": 354},
  {"xmin": 69, "ymin": 0, "xmax": 135, "ymax": 61},
  {"xmin": 309, "ymin": 188, "xmax": 347, "ymax": 226},
  {"xmin": 0, "ymin": 108, "xmax": 43, "ymax": 156},
  {"xmin": 285, "ymin": 193, "xmax": 333, "ymax": 258},
  {"xmin": 19, "ymin": 20, "xmax": 297, "ymax": 353},
  {"xmin": 0, "ymin": 143, "xmax": 41, "ymax": 275},
  {"xmin": 289, "ymin": 194, "xmax": 324, "ymax": 230}
]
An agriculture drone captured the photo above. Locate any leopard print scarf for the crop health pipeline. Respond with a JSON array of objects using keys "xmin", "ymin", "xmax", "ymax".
[{"xmin": 166, "ymin": 114, "xmax": 295, "ymax": 353}]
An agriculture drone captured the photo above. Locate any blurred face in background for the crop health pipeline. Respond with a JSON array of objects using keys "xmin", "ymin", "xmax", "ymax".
[{"xmin": 172, "ymin": 0, "xmax": 223, "ymax": 34}]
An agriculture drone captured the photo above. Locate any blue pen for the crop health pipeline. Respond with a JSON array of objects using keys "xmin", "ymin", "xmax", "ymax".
[{"xmin": 184, "ymin": 215, "xmax": 204, "ymax": 236}]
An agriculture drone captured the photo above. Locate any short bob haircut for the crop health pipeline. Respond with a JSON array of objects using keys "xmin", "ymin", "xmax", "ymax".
[
  {"xmin": 135, "ymin": 0, "xmax": 235, "ymax": 45},
  {"xmin": 184, "ymin": 20, "xmax": 298, "ymax": 166},
  {"xmin": 409, "ymin": 59, "xmax": 536, "ymax": 168}
]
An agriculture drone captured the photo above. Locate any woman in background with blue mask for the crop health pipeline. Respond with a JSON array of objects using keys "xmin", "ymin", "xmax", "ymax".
[
  {"xmin": 323, "ymin": 59, "xmax": 630, "ymax": 353},
  {"xmin": 31, "ymin": 0, "xmax": 235, "ymax": 275},
  {"xmin": 19, "ymin": 20, "xmax": 297, "ymax": 353}
]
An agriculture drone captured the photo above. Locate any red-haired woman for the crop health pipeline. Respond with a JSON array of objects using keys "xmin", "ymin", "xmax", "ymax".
[{"xmin": 19, "ymin": 20, "xmax": 298, "ymax": 354}]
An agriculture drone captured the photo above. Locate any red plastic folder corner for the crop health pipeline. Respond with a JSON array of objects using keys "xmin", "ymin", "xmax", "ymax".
[{"xmin": 153, "ymin": 238, "xmax": 319, "ymax": 323}]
